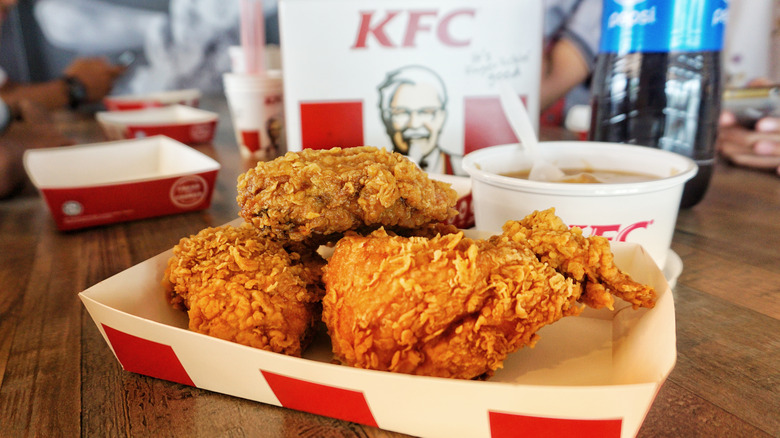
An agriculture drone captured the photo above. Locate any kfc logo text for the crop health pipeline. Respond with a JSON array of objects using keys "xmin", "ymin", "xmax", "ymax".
[
  {"xmin": 573, "ymin": 220, "xmax": 654, "ymax": 241},
  {"xmin": 352, "ymin": 9, "xmax": 475, "ymax": 49}
]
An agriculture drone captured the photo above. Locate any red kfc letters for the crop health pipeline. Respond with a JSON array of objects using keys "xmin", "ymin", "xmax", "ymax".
[{"xmin": 352, "ymin": 9, "xmax": 475, "ymax": 48}]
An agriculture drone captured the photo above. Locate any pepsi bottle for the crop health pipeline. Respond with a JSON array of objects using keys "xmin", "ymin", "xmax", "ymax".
[{"xmin": 589, "ymin": 0, "xmax": 729, "ymax": 208}]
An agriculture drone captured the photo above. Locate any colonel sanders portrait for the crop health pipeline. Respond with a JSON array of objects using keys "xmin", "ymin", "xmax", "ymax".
[{"xmin": 378, "ymin": 65, "xmax": 459, "ymax": 174}]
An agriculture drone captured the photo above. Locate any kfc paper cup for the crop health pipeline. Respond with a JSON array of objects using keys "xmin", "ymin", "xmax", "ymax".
[
  {"xmin": 462, "ymin": 142, "xmax": 698, "ymax": 268},
  {"xmin": 223, "ymin": 71, "xmax": 285, "ymax": 161},
  {"xmin": 429, "ymin": 173, "xmax": 474, "ymax": 229}
]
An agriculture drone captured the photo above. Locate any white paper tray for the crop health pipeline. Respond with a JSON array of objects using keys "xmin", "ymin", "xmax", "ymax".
[{"xmin": 79, "ymin": 230, "xmax": 675, "ymax": 438}]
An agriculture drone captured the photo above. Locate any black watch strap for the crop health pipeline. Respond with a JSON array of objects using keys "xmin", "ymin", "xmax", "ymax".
[{"xmin": 63, "ymin": 76, "xmax": 87, "ymax": 109}]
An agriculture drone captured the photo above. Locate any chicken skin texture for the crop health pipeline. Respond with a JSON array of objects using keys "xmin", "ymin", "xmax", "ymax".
[
  {"xmin": 321, "ymin": 210, "xmax": 656, "ymax": 379},
  {"xmin": 501, "ymin": 208, "xmax": 656, "ymax": 310},
  {"xmin": 322, "ymin": 228, "xmax": 580, "ymax": 379},
  {"xmin": 236, "ymin": 146, "xmax": 459, "ymax": 244},
  {"xmin": 163, "ymin": 223, "xmax": 326, "ymax": 356}
]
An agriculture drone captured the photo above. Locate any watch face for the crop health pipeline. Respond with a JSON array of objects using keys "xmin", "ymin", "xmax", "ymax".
[
  {"xmin": 66, "ymin": 76, "xmax": 87, "ymax": 108},
  {"xmin": 74, "ymin": 83, "xmax": 87, "ymax": 100},
  {"xmin": 0, "ymin": 99, "xmax": 11, "ymax": 132}
]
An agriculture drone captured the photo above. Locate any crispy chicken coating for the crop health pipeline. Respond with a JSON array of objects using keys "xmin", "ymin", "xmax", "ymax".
[
  {"xmin": 321, "ymin": 209, "xmax": 656, "ymax": 379},
  {"xmin": 236, "ymin": 146, "xmax": 458, "ymax": 243},
  {"xmin": 322, "ymin": 228, "xmax": 580, "ymax": 379},
  {"xmin": 163, "ymin": 223, "xmax": 326, "ymax": 356},
  {"xmin": 501, "ymin": 208, "xmax": 656, "ymax": 310}
]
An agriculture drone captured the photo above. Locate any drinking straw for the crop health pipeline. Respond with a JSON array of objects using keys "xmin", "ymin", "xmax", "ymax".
[{"xmin": 240, "ymin": 0, "xmax": 266, "ymax": 74}]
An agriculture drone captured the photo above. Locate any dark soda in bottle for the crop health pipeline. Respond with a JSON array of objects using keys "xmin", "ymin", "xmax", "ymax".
[{"xmin": 589, "ymin": 0, "xmax": 729, "ymax": 208}]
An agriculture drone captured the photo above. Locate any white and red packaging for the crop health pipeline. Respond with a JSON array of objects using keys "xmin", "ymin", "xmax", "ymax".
[
  {"xmin": 103, "ymin": 89, "xmax": 201, "ymax": 111},
  {"xmin": 430, "ymin": 173, "xmax": 474, "ymax": 229},
  {"xmin": 462, "ymin": 141, "xmax": 699, "ymax": 269},
  {"xmin": 223, "ymin": 71, "xmax": 286, "ymax": 161},
  {"xmin": 79, "ymin": 228, "xmax": 675, "ymax": 438},
  {"xmin": 96, "ymin": 105, "xmax": 219, "ymax": 145},
  {"xmin": 24, "ymin": 136, "xmax": 220, "ymax": 231},
  {"xmin": 278, "ymin": 0, "xmax": 542, "ymax": 175}
]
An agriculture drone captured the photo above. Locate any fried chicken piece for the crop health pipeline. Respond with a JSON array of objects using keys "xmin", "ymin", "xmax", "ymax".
[
  {"xmin": 322, "ymin": 210, "xmax": 657, "ymax": 380},
  {"xmin": 163, "ymin": 223, "xmax": 326, "ymax": 356},
  {"xmin": 383, "ymin": 221, "xmax": 460, "ymax": 239},
  {"xmin": 236, "ymin": 146, "xmax": 458, "ymax": 244},
  {"xmin": 322, "ymin": 228, "xmax": 582, "ymax": 380},
  {"xmin": 501, "ymin": 208, "xmax": 656, "ymax": 310}
]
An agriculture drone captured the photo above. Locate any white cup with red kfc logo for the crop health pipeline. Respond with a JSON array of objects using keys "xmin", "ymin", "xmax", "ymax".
[
  {"xmin": 223, "ymin": 70, "xmax": 285, "ymax": 162},
  {"xmin": 462, "ymin": 141, "xmax": 698, "ymax": 269}
]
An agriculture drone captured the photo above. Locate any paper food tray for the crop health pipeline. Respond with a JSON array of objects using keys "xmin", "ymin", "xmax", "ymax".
[
  {"xmin": 79, "ymin": 229, "xmax": 675, "ymax": 438},
  {"xmin": 103, "ymin": 88, "xmax": 201, "ymax": 111},
  {"xmin": 24, "ymin": 136, "xmax": 220, "ymax": 231},
  {"xmin": 96, "ymin": 105, "xmax": 218, "ymax": 145}
]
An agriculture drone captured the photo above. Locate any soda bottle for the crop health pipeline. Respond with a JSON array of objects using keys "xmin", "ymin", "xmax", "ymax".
[{"xmin": 589, "ymin": 0, "xmax": 729, "ymax": 208}]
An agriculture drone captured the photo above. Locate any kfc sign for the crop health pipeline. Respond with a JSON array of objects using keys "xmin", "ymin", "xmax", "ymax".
[
  {"xmin": 352, "ymin": 9, "xmax": 476, "ymax": 48},
  {"xmin": 280, "ymin": 0, "xmax": 544, "ymax": 174},
  {"xmin": 574, "ymin": 220, "xmax": 655, "ymax": 242}
]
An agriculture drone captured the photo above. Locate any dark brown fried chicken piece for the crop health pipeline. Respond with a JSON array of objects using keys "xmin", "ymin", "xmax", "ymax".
[
  {"xmin": 236, "ymin": 146, "xmax": 458, "ymax": 244},
  {"xmin": 163, "ymin": 223, "xmax": 326, "ymax": 356}
]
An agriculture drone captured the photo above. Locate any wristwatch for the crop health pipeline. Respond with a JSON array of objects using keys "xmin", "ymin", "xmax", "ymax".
[
  {"xmin": 0, "ymin": 97, "xmax": 11, "ymax": 134},
  {"xmin": 62, "ymin": 75, "xmax": 87, "ymax": 109}
]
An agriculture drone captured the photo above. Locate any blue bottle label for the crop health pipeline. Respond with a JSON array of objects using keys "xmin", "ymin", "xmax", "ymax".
[{"xmin": 599, "ymin": 0, "xmax": 729, "ymax": 53}]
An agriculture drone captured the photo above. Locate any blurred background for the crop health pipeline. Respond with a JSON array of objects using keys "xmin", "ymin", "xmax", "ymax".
[
  {"xmin": 723, "ymin": 0, "xmax": 780, "ymax": 87},
  {"xmin": 1, "ymin": 0, "xmax": 778, "ymax": 100},
  {"xmin": 0, "ymin": 0, "xmax": 280, "ymax": 95}
]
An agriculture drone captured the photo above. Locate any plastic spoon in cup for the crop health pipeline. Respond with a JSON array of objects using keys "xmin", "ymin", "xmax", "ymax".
[{"xmin": 497, "ymin": 81, "xmax": 565, "ymax": 181}]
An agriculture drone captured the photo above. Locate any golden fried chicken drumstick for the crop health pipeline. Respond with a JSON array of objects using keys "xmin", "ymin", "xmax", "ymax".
[
  {"xmin": 502, "ymin": 208, "xmax": 656, "ymax": 310},
  {"xmin": 322, "ymin": 209, "xmax": 655, "ymax": 380},
  {"xmin": 236, "ymin": 146, "xmax": 458, "ymax": 243},
  {"xmin": 163, "ymin": 223, "xmax": 326, "ymax": 356}
]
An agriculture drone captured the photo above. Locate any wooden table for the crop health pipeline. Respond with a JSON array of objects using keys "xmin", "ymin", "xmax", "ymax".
[{"xmin": 1, "ymin": 97, "xmax": 778, "ymax": 437}]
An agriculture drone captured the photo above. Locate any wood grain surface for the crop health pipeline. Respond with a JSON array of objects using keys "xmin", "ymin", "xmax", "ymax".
[{"xmin": 0, "ymin": 98, "xmax": 777, "ymax": 437}]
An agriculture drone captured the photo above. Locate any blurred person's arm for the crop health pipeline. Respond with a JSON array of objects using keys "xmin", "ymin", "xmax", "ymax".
[
  {"xmin": 540, "ymin": 37, "xmax": 590, "ymax": 111},
  {"xmin": 540, "ymin": 0, "xmax": 601, "ymax": 112},
  {"xmin": 0, "ymin": 100, "xmax": 72, "ymax": 199},
  {"xmin": 0, "ymin": 58, "xmax": 124, "ymax": 112},
  {"xmin": 717, "ymin": 111, "xmax": 780, "ymax": 176}
]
